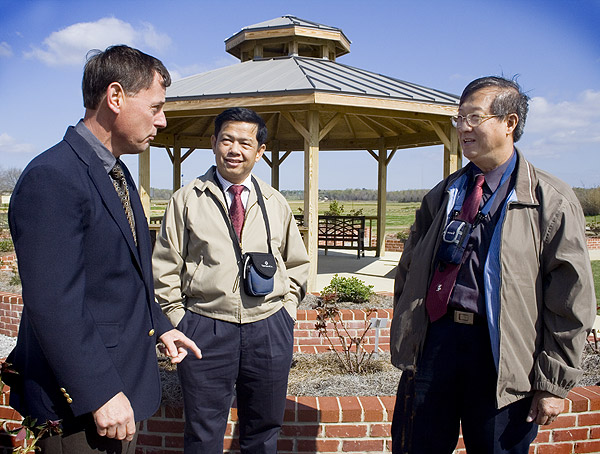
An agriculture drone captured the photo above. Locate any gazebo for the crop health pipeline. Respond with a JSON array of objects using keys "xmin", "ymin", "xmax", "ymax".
[{"xmin": 141, "ymin": 15, "xmax": 461, "ymax": 290}]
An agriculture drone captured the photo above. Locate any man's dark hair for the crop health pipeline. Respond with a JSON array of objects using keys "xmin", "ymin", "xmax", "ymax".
[
  {"xmin": 460, "ymin": 76, "xmax": 529, "ymax": 142},
  {"xmin": 214, "ymin": 107, "xmax": 268, "ymax": 146},
  {"xmin": 82, "ymin": 45, "xmax": 171, "ymax": 110}
]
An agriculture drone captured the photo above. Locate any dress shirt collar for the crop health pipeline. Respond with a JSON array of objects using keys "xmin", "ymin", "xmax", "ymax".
[
  {"xmin": 74, "ymin": 120, "xmax": 117, "ymax": 174},
  {"xmin": 215, "ymin": 169, "xmax": 253, "ymax": 208},
  {"xmin": 473, "ymin": 149, "xmax": 516, "ymax": 193}
]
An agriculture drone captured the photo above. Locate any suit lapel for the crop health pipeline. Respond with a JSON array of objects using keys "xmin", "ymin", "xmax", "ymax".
[
  {"xmin": 64, "ymin": 128, "xmax": 143, "ymax": 270},
  {"xmin": 121, "ymin": 162, "xmax": 153, "ymax": 288}
]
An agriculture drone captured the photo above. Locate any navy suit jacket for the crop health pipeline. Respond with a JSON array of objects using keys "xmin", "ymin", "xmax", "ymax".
[{"xmin": 7, "ymin": 126, "xmax": 172, "ymax": 424}]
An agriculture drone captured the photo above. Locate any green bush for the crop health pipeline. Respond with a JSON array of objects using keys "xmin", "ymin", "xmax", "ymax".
[
  {"xmin": 321, "ymin": 274, "xmax": 374, "ymax": 304},
  {"xmin": 0, "ymin": 238, "xmax": 13, "ymax": 253},
  {"xmin": 574, "ymin": 186, "xmax": 600, "ymax": 216},
  {"xmin": 324, "ymin": 200, "xmax": 344, "ymax": 216}
]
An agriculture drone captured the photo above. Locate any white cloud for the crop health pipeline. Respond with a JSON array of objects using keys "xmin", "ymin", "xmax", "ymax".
[
  {"xmin": 0, "ymin": 133, "xmax": 37, "ymax": 154},
  {"xmin": 520, "ymin": 90, "xmax": 600, "ymax": 157},
  {"xmin": 0, "ymin": 42, "xmax": 13, "ymax": 58},
  {"xmin": 24, "ymin": 17, "xmax": 171, "ymax": 66},
  {"xmin": 168, "ymin": 57, "xmax": 237, "ymax": 81}
]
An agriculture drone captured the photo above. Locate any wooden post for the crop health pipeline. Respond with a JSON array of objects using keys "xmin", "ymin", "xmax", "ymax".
[
  {"xmin": 172, "ymin": 140, "xmax": 182, "ymax": 193},
  {"xmin": 376, "ymin": 138, "xmax": 387, "ymax": 257},
  {"xmin": 271, "ymin": 140, "xmax": 280, "ymax": 190},
  {"xmin": 443, "ymin": 123, "xmax": 461, "ymax": 177},
  {"xmin": 304, "ymin": 110, "xmax": 320, "ymax": 291},
  {"xmin": 138, "ymin": 147, "xmax": 151, "ymax": 221}
]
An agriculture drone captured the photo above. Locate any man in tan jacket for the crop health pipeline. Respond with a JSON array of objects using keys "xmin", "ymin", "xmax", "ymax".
[
  {"xmin": 153, "ymin": 107, "xmax": 309, "ymax": 453},
  {"xmin": 390, "ymin": 76, "xmax": 595, "ymax": 454}
]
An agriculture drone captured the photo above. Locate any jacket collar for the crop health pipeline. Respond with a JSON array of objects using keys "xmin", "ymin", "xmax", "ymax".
[
  {"xmin": 193, "ymin": 166, "xmax": 275, "ymax": 206},
  {"xmin": 511, "ymin": 148, "xmax": 539, "ymax": 206},
  {"xmin": 63, "ymin": 126, "xmax": 145, "ymax": 270},
  {"xmin": 445, "ymin": 148, "xmax": 539, "ymax": 207}
]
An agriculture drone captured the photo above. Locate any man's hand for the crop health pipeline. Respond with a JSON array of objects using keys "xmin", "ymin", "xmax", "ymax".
[
  {"xmin": 92, "ymin": 392, "xmax": 136, "ymax": 441},
  {"xmin": 159, "ymin": 329, "xmax": 202, "ymax": 364},
  {"xmin": 526, "ymin": 390, "xmax": 565, "ymax": 425}
]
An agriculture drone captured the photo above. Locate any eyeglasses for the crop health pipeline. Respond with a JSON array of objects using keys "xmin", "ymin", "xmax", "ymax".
[{"xmin": 451, "ymin": 114, "xmax": 502, "ymax": 128}]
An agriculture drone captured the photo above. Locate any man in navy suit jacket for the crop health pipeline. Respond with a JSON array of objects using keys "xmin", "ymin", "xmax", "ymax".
[{"xmin": 7, "ymin": 45, "xmax": 201, "ymax": 453}]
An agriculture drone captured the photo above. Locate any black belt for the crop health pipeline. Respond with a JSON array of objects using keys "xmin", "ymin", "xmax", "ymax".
[{"xmin": 446, "ymin": 308, "xmax": 486, "ymax": 326}]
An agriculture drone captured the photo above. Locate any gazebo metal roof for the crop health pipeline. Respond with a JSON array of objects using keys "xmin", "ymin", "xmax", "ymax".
[
  {"xmin": 166, "ymin": 56, "xmax": 458, "ymax": 105},
  {"xmin": 144, "ymin": 15, "xmax": 462, "ymax": 290}
]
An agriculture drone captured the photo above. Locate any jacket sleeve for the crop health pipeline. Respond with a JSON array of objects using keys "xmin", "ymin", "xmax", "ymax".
[
  {"xmin": 280, "ymin": 206, "xmax": 310, "ymax": 318},
  {"xmin": 9, "ymin": 165, "xmax": 125, "ymax": 417},
  {"xmin": 152, "ymin": 191, "xmax": 188, "ymax": 327},
  {"xmin": 534, "ymin": 196, "xmax": 596, "ymax": 397},
  {"xmin": 394, "ymin": 185, "xmax": 442, "ymax": 308}
]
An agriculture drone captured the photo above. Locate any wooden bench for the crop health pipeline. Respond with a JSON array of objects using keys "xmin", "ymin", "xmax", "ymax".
[
  {"xmin": 318, "ymin": 215, "xmax": 366, "ymax": 259},
  {"xmin": 293, "ymin": 215, "xmax": 367, "ymax": 259}
]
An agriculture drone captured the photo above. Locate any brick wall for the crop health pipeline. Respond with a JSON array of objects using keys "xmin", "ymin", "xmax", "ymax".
[
  {"xmin": 587, "ymin": 237, "xmax": 600, "ymax": 250},
  {"xmin": 1, "ymin": 383, "xmax": 599, "ymax": 454},
  {"xmin": 294, "ymin": 308, "xmax": 392, "ymax": 354},
  {"xmin": 0, "ymin": 292, "xmax": 21, "ymax": 338},
  {"xmin": 134, "ymin": 387, "xmax": 600, "ymax": 454},
  {"xmin": 0, "ymin": 256, "xmax": 15, "ymax": 272}
]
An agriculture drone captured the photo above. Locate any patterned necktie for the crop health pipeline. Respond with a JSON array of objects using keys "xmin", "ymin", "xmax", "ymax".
[
  {"xmin": 109, "ymin": 162, "xmax": 137, "ymax": 246},
  {"xmin": 425, "ymin": 174, "xmax": 485, "ymax": 322},
  {"xmin": 228, "ymin": 185, "xmax": 245, "ymax": 240}
]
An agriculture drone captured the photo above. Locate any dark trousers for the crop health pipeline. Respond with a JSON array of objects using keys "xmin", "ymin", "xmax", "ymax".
[
  {"xmin": 177, "ymin": 308, "xmax": 295, "ymax": 454},
  {"xmin": 37, "ymin": 416, "xmax": 138, "ymax": 454},
  {"xmin": 391, "ymin": 316, "xmax": 538, "ymax": 454}
]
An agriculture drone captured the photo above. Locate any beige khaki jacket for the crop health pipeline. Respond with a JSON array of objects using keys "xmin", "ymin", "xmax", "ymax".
[
  {"xmin": 390, "ymin": 150, "xmax": 596, "ymax": 408},
  {"xmin": 153, "ymin": 167, "xmax": 309, "ymax": 327}
]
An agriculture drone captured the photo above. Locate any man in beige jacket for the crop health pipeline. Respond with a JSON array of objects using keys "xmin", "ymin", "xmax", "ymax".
[
  {"xmin": 153, "ymin": 107, "xmax": 309, "ymax": 453},
  {"xmin": 390, "ymin": 76, "xmax": 595, "ymax": 454}
]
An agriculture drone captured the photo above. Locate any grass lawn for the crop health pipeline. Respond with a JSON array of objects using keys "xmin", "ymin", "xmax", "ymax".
[
  {"xmin": 286, "ymin": 200, "xmax": 418, "ymax": 236},
  {"xmin": 592, "ymin": 261, "xmax": 600, "ymax": 314}
]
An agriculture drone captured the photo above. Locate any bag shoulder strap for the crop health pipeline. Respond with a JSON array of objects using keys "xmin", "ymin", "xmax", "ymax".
[{"xmin": 251, "ymin": 176, "xmax": 273, "ymax": 255}]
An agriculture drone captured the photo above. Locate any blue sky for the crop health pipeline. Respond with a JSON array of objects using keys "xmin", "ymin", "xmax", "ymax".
[{"xmin": 1, "ymin": 0, "xmax": 599, "ymax": 191}]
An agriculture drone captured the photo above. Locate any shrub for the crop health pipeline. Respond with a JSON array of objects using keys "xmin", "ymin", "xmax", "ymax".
[
  {"xmin": 0, "ymin": 238, "xmax": 13, "ymax": 253},
  {"xmin": 314, "ymin": 300, "xmax": 376, "ymax": 373},
  {"xmin": 574, "ymin": 186, "xmax": 600, "ymax": 216},
  {"xmin": 324, "ymin": 200, "xmax": 344, "ymax": 216},
  {"xmin": 321, "ymin": 274, "xmax": 374, "ymax": 304}
]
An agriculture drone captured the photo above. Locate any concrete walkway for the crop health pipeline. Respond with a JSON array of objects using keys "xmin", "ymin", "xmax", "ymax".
[
  {"xmin": 316, "ymin": 249, "xmax": 401, "ymax": 294},
  {"xmin": 315, "ymin": 248, "xmax": 600, "ymax": 294}
]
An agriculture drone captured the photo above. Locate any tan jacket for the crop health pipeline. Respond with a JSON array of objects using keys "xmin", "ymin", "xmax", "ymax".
[
  {"xmin": 390, "ymin": 150, "xmax": 596, "ymax": 408},
  {"xmin": 153, "ymin": 167, "xmax": 309, "ymax": 327}
]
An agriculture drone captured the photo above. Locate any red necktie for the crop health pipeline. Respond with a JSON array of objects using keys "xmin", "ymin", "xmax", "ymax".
[
  {"xmin": 228, "ymin": 185, "xmax": 245, "ymax": 239},
  {"xmin": 425, "ymin": 174, "xmax": 485, "ymax": 322}
]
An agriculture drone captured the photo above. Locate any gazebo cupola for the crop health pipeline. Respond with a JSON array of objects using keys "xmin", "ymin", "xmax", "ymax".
[{"xmin": 225, "ymin": 15, "xmax": 351, "ymax": 62}]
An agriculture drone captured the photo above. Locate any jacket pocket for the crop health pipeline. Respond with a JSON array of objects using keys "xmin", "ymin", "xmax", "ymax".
[{"xmin": 97, "ymin": 322, "xmax": 121, "ymax": 348}]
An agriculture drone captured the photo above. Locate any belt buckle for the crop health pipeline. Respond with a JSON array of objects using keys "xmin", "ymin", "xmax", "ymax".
[{"xmin": 453, "ymin": 310, "xmax": 474, "ymax": 325}]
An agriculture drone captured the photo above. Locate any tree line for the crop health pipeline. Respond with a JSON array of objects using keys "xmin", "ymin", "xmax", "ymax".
[
  {"xmin": 280, "ymin": 188, "xmax": 429, "ymax": 203},
  {"xmin": 2, "ymin": 167, "xmax": 599, "ymax": 216}
]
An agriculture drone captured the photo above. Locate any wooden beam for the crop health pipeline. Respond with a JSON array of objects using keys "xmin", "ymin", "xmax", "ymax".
[
  {"xmin": 282, "ymin": 111, "xmax": 311, "ymax": 142},
  {"xmin": 318, "ymin": 112, "xmax": 343, "ymax": 142},
  {"xmin": 304, "ymin": 110, "xmax": 320, "ymax": 291},
  {"xmin": 386, "ymin": 147, "xmax": 398, "ymax": 166},
  {"xmin": 181, "ymin": 148, "xmax": 196, "ymax": 162},
  {"xmin": 172, "ymin": 142, "xmax": 182, "ymax": 193},
  {"xmin": 376, "ymin": 138, "xmax": 387, "ymax": 257},
  {"xmin": 164, "ymin": 146, "xmax": 174, "ymax": 162},
  {"xmin": 430, "ymin": 121, "xmax": 451, "ymax": 149},
  {"xmin": 271, "ymin": 140, "xmax": 280, "ymax": 190},
  {"xmin": 138, "ymin": 147, "xmax": 151, "ymax": 220},
  {"xmin": 279, "ymin": 150, "xmax": 292, "ymax": 163},
  {"xmin": 366, "ymin": 149, "xmax": 378, "ymax": 161},
  {"xmin": 443, "ymin": 123, "xmax": 462, "ymax": 177}
]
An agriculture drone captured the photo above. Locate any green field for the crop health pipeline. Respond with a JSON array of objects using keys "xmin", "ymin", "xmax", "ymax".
[
  {"xmin": 287, "ymin": 200, "xmax": 419, "ymax": 236},
  {"xmin": 592, "ymin": 261, "xmax": 600, "ymax": 314}
]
